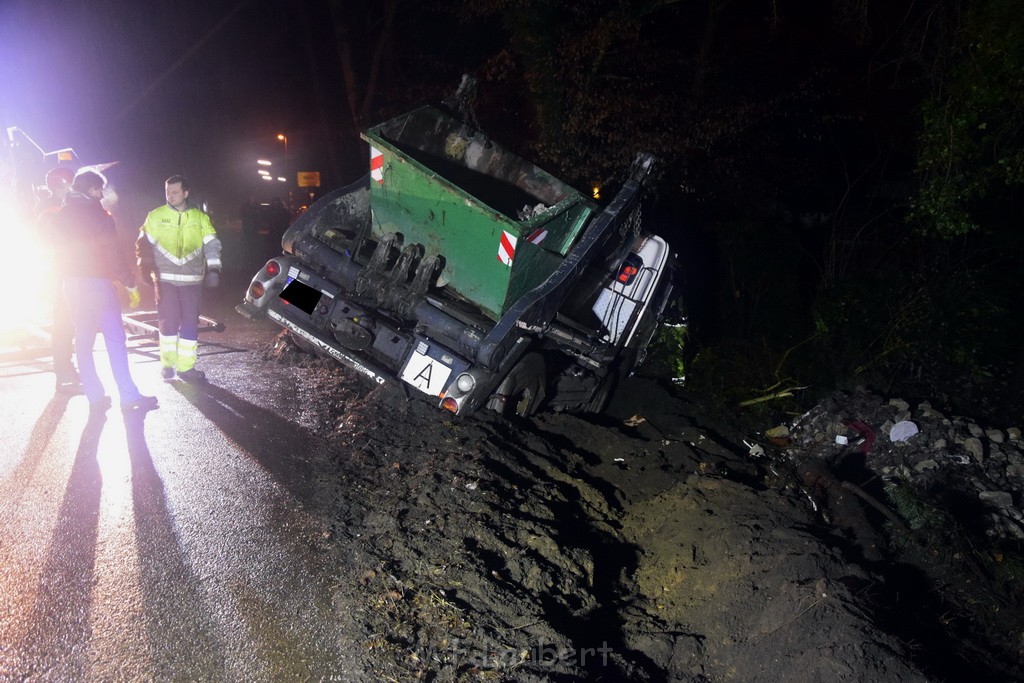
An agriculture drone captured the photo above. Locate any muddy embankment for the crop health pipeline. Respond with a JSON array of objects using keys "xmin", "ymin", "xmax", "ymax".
[{"xmin": 265, "ymin": 335, "xmax": 990, "ymax": 682}]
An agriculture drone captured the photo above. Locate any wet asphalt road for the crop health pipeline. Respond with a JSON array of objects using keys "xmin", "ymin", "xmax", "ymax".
[{"xmin": 0, "ymin": 294, "xmax": 361, "ymax": 681}]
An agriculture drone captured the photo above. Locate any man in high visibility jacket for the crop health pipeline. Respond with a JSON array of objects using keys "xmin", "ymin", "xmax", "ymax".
[{"xmin": 137, "ymin": 175, "xmax": 222, "ymax": 382}]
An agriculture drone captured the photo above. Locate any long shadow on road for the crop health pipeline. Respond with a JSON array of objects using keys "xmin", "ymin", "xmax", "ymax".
[
  {"xmin": 169, "ymin": 380, "xmax": 343, "ymax": 517},
  {"xmin": 123, "ymin": 410, "xmax": 227, "ymax": 675},
  {"xmin": 166, "ymin": 380, "xmax": 359, "ymax": 681},
  {"xmin": 0, "ymin": 394, "xmax": 72, "ymax": 509},
  {"xmin": 6, "ymin": 410, "xmax": 105, "ymax": 681}
]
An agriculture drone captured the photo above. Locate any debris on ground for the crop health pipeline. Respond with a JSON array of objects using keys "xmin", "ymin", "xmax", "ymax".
[{"xmin": 266, "ymin": 332, "xmax": 1024, "ymax": 681}]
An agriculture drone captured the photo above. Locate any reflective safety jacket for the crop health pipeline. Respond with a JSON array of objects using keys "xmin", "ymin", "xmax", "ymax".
[{"xmin": 137, "ymin": 204, "xmax": 222, "ymax": 284}]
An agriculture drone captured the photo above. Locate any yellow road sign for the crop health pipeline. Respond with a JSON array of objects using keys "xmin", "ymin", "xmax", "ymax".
[{"xmin": 297, "ymin": 171, "xmax": 321, "ymax": 188}]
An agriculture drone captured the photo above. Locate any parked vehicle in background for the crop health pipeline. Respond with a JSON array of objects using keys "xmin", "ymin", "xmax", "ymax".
[{"xmin": 236, "ymin": 100, "xmax": 678, "ymax": 417}]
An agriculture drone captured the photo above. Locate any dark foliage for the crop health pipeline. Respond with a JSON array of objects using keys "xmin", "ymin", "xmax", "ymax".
[{"xmin": 455, "ymin": 0, "xmax": 1024, "ymax": 417}]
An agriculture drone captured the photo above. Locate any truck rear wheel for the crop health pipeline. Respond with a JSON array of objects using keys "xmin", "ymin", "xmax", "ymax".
[
  {"xmin": 590, "ymin": 307, "xmax": 658, "ymax": 412},
  {"xmin": 499, "ymin": 352, "xmax": 546, "ymax": 417},
  {"xmin": 287, "ymin": 330, "xmax": 319, "ymax": 356},
  {"xmin": 588, "ymin": 347, "xmax": 639, "ymax": 413}
]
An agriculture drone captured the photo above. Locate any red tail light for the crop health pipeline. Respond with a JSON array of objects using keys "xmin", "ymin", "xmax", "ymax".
[
  {"xmin": 265, "ymin": 260, "xmax": 281, "ymax": 276},
  {"xmin": 250, "ymin": 282, "xmax": 266, "ymax": 298},
  {"xmin": 617, "ymin": 265, "xmax": 639, "ymax": 283},
  {"xmin": 617, "ymin": 254, "xmax": 643, "ymax": 285}
]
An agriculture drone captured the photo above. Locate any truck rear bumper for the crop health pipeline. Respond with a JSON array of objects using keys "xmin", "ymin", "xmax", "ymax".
[
  {"xmin": 268, "ymin": 306, "xmax": 389, "ymax": 387},
  {"xmin": 238, "ymin": 253, "xmax": 501, "ymax": 416}
]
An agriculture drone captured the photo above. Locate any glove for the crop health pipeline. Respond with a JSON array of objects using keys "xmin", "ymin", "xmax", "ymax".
[
  {"xmin": 126, "ymin": 286, "xmax": 141, "ymax": 309},
  {"xmin": 204, "ymin": 271, "xmax": 220, "ymax": 288}
]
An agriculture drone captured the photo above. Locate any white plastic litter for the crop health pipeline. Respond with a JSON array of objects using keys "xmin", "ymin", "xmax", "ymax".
[
  {"xmin": 889, "ymin": 420, "xmax": 919, "ymax": 443},
  {"xmin": 750, "ymin": 444, "xmax": 765, "ymax": 457}
]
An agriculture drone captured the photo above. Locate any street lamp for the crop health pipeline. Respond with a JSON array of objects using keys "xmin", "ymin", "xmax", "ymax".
[
  {"xmin": 277, "ymin": 133, "xmax": 290, "ymax": 209},
  {"xmin": 276, "ymin": 134, "xmax": 288, "ymax": 171}
]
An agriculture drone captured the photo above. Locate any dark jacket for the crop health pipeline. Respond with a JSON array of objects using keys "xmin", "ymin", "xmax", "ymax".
[{"xmin": 53, "ymin": 192, "xmax": 135, "ymax": 286}]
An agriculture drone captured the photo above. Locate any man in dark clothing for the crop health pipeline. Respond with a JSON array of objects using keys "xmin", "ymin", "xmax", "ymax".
[
  {"xmin": 36, "ymin": 166, "xmax": 79, "ymax": 392},
  {"xmin": 53, "ymin": 170, "xmax": 157, "ymax": 414}
]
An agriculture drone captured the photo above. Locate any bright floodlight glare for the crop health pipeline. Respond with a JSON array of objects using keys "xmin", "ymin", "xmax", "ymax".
[
  {"xmin": 257, "ymin": 159, "xmax": 272, "ymax": 166},
  {"xmin": 0, "ymin": 198, "xmax": 57, "ymax": 335}
]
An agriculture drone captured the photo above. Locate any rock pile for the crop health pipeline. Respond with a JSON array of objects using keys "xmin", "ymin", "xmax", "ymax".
[{"xmin": 774, "ymin": 388, "xmax": 1024, "ymax": 540}]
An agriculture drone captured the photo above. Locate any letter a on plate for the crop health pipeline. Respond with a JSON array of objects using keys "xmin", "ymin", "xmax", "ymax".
[{"xmin": 400, "ymin": 350, "xmax": 452, "ymax": 396}]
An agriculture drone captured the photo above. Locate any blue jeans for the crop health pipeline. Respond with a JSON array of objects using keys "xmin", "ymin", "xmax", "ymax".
[{"xmin": 64, "ymin": 277, "xmax": 142, "ymax": 405}]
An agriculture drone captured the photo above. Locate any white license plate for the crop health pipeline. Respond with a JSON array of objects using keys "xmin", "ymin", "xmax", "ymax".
[{"xmin": 400, "ymin": 350, "xmax": 452, "ymax": 397}]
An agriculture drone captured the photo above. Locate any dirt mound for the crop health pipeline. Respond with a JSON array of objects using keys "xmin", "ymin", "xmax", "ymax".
[
  {"xmin": 619, "ymin": 477, "xmax": 922, "ymax": 681},
  {"xmin": 259, "ymin": 327, "xmax": 1024, "ymax": 680}
]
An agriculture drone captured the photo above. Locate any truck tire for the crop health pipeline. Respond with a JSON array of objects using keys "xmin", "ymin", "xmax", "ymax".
[
  {"xmin": 288, "ymin": 330, "xmax": 319, "ymax": 356},
  {"xmin": 500, "ymin": 352, "xmax": 547, "ymax": 417},
  {"xmin": 588, "ymin": 347, "xmax": 639, "ymax": 413}
]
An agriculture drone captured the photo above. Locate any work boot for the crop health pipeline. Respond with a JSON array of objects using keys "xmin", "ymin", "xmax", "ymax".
[
  {"xmin": 161, "ymin": 366, "xmax": 176, "ymax": 381},
  {"xmin": 177, "ymin": 368, "xmax": 206, "ymax": 383},
  {"xmin": 121, "ymin": 395, "xmax": 159, "ymax": 413},
  {"xmin": 55, "ymin": 367, "xmax": 82, "ymax": 394},
  {"xmin": 56, "ymin": 377, "xmax": 83, "ymax": 394}
]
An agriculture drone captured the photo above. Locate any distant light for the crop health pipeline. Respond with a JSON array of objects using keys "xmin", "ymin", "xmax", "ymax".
[
  {"xmin": 261, "ymin": 176, "xmax": 273, "ymax": 181},
  {"xmin": 276, "ymin": 177, "xmax": 286, "ymax": 182},
  {"xmin": 277, "ymin": 134, "xmax": 286, "ymax": 141},
  {"xmin": 257, "ymin": 159, "xmax": 272, "ymax": 166},
  {"xmin": 592, "ymin": 185, "xmax": 601, "ymax": 200},
  {"xmin": 258, "ymin": 170, "xmax": 270, "ymax": 176}
]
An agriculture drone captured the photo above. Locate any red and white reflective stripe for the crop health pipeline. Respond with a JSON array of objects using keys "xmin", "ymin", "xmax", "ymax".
[
  {"xmin": 526, "ymin": 228, "xmax": 548, "ymax": 244},
  {"xmin": 370, "ymin": 147, "xmax": 384, "ymax": 184},
  {"xmin": 497, "ymin": 230, "xmax": 517, "ymax": 266}
]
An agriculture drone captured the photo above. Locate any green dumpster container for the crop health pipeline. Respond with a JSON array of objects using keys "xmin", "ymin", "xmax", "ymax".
[{"xmin": 362, "ymin": 106, "xmax": 595, "ymax": 320}]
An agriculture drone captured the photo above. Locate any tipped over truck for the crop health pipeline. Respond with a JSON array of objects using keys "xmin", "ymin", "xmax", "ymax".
[{"xmin": 236, "ymin": 103, "xmax": 678, "ymax": 417}]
